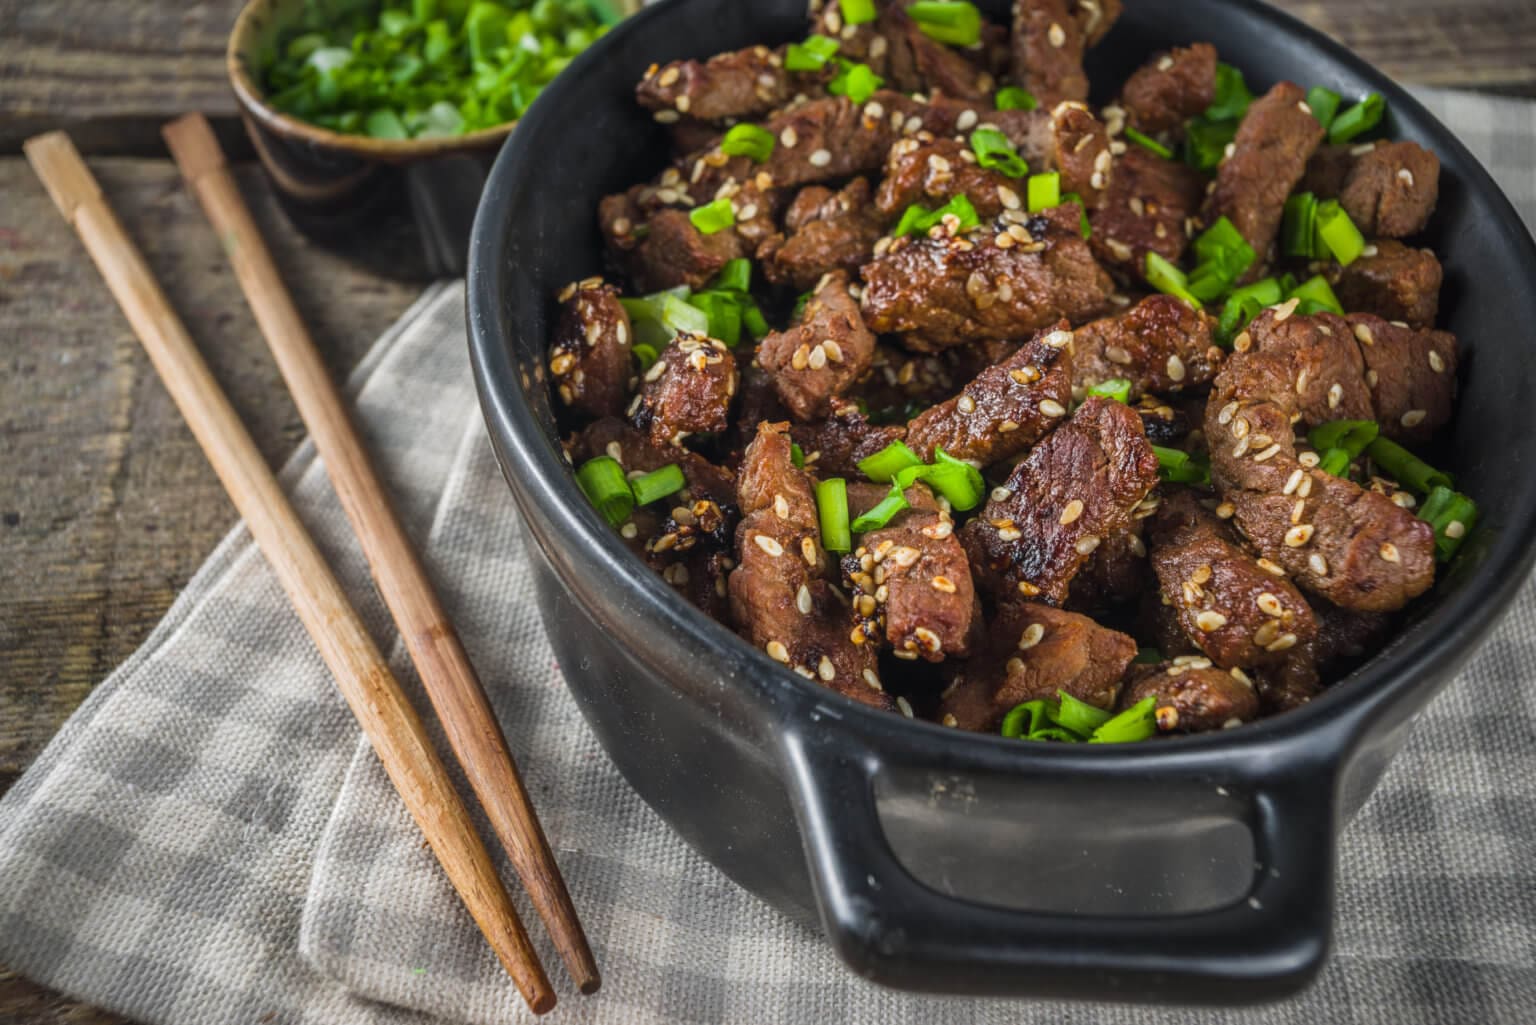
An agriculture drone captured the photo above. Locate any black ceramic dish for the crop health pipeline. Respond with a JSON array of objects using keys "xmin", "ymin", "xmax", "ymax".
[{"xmin": 468, "ymin": 0, "xmax": 1536, "ymax": 1004}]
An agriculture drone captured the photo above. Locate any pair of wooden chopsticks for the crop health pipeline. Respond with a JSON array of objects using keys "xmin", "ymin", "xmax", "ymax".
[{"xmin": 24, "ymin": 120, "xmax": 597, "ymax": 1015}]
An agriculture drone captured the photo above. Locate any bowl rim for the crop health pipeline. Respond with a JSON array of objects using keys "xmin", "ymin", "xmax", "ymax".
[{"xmin": 467, "ymin": 0, "xmax": 1536, "ymax": 773}]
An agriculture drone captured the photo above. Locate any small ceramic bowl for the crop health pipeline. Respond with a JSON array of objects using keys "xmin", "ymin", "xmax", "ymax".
[{"xmin": 228, "ymin": 0, "xmax": 522, "ymax": 279}]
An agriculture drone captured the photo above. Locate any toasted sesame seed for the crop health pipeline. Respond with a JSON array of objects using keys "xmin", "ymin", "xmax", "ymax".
[
  {"xmin": 1309, "ymin": 552, "xmax": 1329, "ymax": 576},
  {"xmin": 1257, "ymin": 558, "xmax": 1287, "ymax": 577},
  {"xmin": 1191, "ymin": 564, "xmax": 1212, "ymax": 585},
  {"xmin": 1105, "ymin": 345, "xmax": 1132, "ymax": 365},
  {"xmin": 896, "ymin": 696, "xmax": 915, "ymax": 718},
  {"xmin": 1397, "ymin": 168, "xmax": 1415, "ymax": 187},
  {"xmin": 1075, "ymin": 535, "xmax": 1101, "ymax": 555},
  {"xmin": 1166, "ymin": 354, "xmax": 1187, "ymax": 382},
  {"xmin": 809, "ymin": 148, "xmax": 833, "ymax": 167},
  {"xmin": 1445, "ymin": 520, "xmax": 1467, "ymax": 539},
  {"xmin": 1044, "ymin": 330, "xmax": 1074, "ymax": 349},
  {"xmin": 1299, "ymin": 451, "xmax": 1321, "ymax": 468},
  {"xmin": 1233, "ymin": 330, "xmax": 1252, "ymax": 352},
  {"xmin": 1283, "ymin": 468, "xmax": 1305, "ymax": 495},
  {"xmin": 1018, "ymin": 622, "xmax": 1046, "ymax": 649},
  {"xmin": 1291, "ymin": 498, "xmax": 1307, "ymax": 524},
  {"xmin": 1266, "ymin": 633, "xmax": 1299, "ymax": 653},
  {"xmin": 620, "ymin": 522, "xmax": 638, "ymax": 539},
  {"xmin": 1232, "ymin": 417, "xmax": 1251, "ymax": 439},
  {"xmin": 991, "ymin": 486, "xmax": 1013, "ymax": 502},
  {"xmin": 1060, "ymin": 499, "xmax": 1085, "ymax": 525},
  {"xmin": 1252, "ymin": 620, "xmax": 1280, "ymax": 647},
  {"xmin": 1379, "ymin": 542, "xmax": 1401, "ymax": 563},
  {"xmin": 796, "ymin": 583, "xmax": 813, "ymax": 615},
  {"xmin": 1040, "ymin": 398, "xmax": 1067, "ymax": 418},
  {"xmin": 957, "ymin": 394, "xmax": 976, "ymax": 414},
  {"xmin": 780, "ymin": 126, "xmax": 798, "ymax": 148},
  {"xmin": 817, "ymin": 656, "xmax": 836, "ymax": 681},
  {"xmin": 1197, "ymin": 610, "xmax": 1228, "ymax": 632},
  {"xmin": 1298, "ymin": 100, "xmax": 1313, "ymax": 114},
  {"xmin": 1354, "ymin": 323, "xmax": 1374, "ymax": 346},
  {"xmin": 1048, "ymin": 22, "xmax": 1067, "ymax": 47},
  {"xmin": 802, "ymin": 538, "xmax": 819, "ymax": 566},
  {"xmin": 754, "ymin": 534, "xmax": 783, "ymax": 557},
  {"xmin": 1273, "ymin": 297, "xmax": 1300, "ymax": 322},
  {"xmin": 1285, "ymin": 524, "xmax": 1315, "ymax": 547},
  {"xmin": 957, "ymin": 109, "xmax": 979, "ymax": 131},
  {"xmin": 766, "ymin": 640, "xmax": 789, "ymax": 662},
  {"xmin": 654, "ymin": 109, "xmax": 681, "ymax": 123},
  {"xmin": 1218, "ymin": 401, "xmax": 1238, "ymax": 425},
  {"xmin": 1401, "ymin": 409, "xmax": 1427, "ymax": 428},
  {"xmin": 863, "ymin": 669, "xmax": 883, "ymax": 692},
  {"xmin": 1018, "ymin": 581, "xmax": 1041, "ymax": 597},
  {"xmin": 1328, "ymin": 383, "xmax": 1343, "ymax": 409},
  {"xmin": 1232, "ymin": 436, "xmax": 1251, "ymax": 459},
  {"xmin": 1429, "ymin": 350, "xmax": 1446, "ymax": 373},
  {"xmin": 807, "ymin": 345, "xmax": 828, "ymax": 370},
  {"xmin": 645, "ymin": 359, "xmax": 668, "ymax": 382},
  {"xmin": 1216, "ymin": 502, "xmax": 1236, "ymax": 519},
  {"xmin": 1256, "ymin": 592, "xmax": 1284, "ymax": 617}
]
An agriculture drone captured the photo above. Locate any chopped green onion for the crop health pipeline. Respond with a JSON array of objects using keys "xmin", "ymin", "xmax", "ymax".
[
  {"xmin": 576, "ymin": 456, "xmax": 635, "ymax": 527},
  {"xmin": 1365, "ymin": 437, "xmax": 1454, "ymax": 495},
  {"xmin": 917, "ymin": 447, "xmax": 985, "ymax": 511},
  {"xmin": 791, "ymin": 289, "xmax": 813, "ymax": 323},
  {"xmin": 785, "ymin": 34, "xmax": 840, "ymax": 71},
  {"xmin": 364, "ymin": 109, "xmax": 409, "ymax": 140},
  {"xmin": 892, "ymin": 194, "xmax": 981, "ymax": 237},
  {"xmin": 1417, "ymin": 486, "xmax": 1478, "ymax": 562},
  {"xmin": 1307, "ymin": 86, "xmax": 1342, "ymax": 130},
  {"xmin": 995, "ymin": 86, "xmax": 1037, "ymax": 111},
  {"xmin": 1206, "ymin": 63, "xmax": 1254, "ymax": 122},
  {"xmin": 1281, "ymin": 191, "xmax": 1319, "ymax": 259},
  {"xmin": 1124, "ymin": 127, "xmax": 1173, "ymax": 160},
  {"xmin": 1183, "ymin": 116, "xmax": 1238, "ymax": 172},
  {"xmin": 1317, "ymin": 447, "xmax": 1352, "ymax": 477},
  {"xmin": 1026, "ymin": 170, "xmax": 1061, "ymax": 212},
  {"xmin": 621, "ymin": 286, "xmax": 693, "ymax": 347},
  {"xmin": 1308, "ymin": 419, "xmax": 1379, "ymax": 458},
  {"xmin": 1328, "ymin": 92, "xmax": 1385, "ymax": 144},
  {"xmin": 1287, "ymin": 274, "xmax": 1343, "ymax": 316},
  {"xmin": 720, "ymin": 123, "xmax": 776, "ymax": 162},
  {"xmin": 1086, "ymin": 378, "xmax": 1132, "ymax": 403},
  {"xmin": 817, "ymin": 478, "xmax": 852, "ymax": 553},
  {"xmin": 711, "ymin": 258, "xmax": 751, "ymax": 294},
  {"xmin": 689, "ymin": 197, "xmax": 735, "ymax": 235},
  {"xmin": 1315, "ymin": 199, "xmax": 1366, "ymax": 266},
  {"xmin": 851, "ymin": 486, "xmax": 909, "ymax": 532},
  {"xmin": 1152, "ymin": 444, "xmax": 1211, "ymax": 486},
  {"xmin": 857, "ymin": 440, "xmax": 923, "ymax": 482},
  {"xmin": 906, "ymin": 1, "xmax": 982, "ymax": 46},
  {"xmin": 1215, "ymin": 277, "xmax": 1283, "ymax": 346},
  {"xmin": 632, "ymin": 342, "xmax": 658, "ymax": 371},
  {"xmin": 838, "ymin": 0, "xmax": 878, "ymax": 25},
  {"xmin": 1089, "ymin": 696, "xmax": 1159, "ymax": 743},
  {"xmin": 687, "ymin": 290, "xmax": 743, "ymax": 346},
  {"xmin": 1000, "ymin": 699, "xmax": 1050, "ymax": 739},
  {"xmin": 661, "ymin": 292, "xmax": 710, "ymax": 335},
  {"xmin": 1187, "ymin": 216, "xmax": 1256, "ymax": 302},
  {"xmin": 790, "ymin": 442, "xmax": 806, "ymax": 468},
  {"xmin": 465, "ymin": 2, "xmax": 510, "ymax": 64},
  {"xmin": 1133, "ymin": 647, "xmax": 1163, "ymax": 665},
  {"xmin": 1061, "ymin": 191, "xmax": 1091, "ymax": 237},
  {"xmin": 1051, "ymin": 691, "xmax": 1114, "ymax": 736},
  {"xmin": 829, "ymin": 59, "xmax": 884, "ymax": 104},
  {"xmin": 1145, "ymin": 252, "xmax": 1203, "ymax": 309},
  {"xmin": 970, "ymin": 128, "xmax": 1029, "ymax": 177},
  {"xmin": 632, "ymin": 464, "xmax": 685, "ymax": 506}
]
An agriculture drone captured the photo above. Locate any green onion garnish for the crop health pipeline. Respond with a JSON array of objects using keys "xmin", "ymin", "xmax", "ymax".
[
  {"xmin": 1206, "ymin": 63, "xmax": 1254, "ymax": 122},
  {"xmin": 720, "ymin": 123, "xmax": 776, "ymax": 162},
  {"xmin": 621, "ymin": 286, "xmax": 696, "ymax": 347},
  {"xmin": 784, "ymin": 34, "xmax": 840, "ymax": 72},
  {"xmin": 1317, "ymin": 447, "xmax": 1352, "ymax": 477},
  {"xmin": 1086, "ymin": 378, "xmax": 1132, "ymax": 403},
  {"xmin": 689, "ymin": 197, "xmax": 735, "ymax": 235},
  {"xmin": 1145, "ymin": 252, "xmax": 1203, "ymax": 309},
  {"xmin": 687, "ymin": 290, "xmax": 743, "ymax": 346},
  {"xmin": 661, "ymin": 292, "xmax": 710, "ymax": 335},
  {"xmin": 1328, "ymin": 92, "xmax": 1385, "ymax": 144},
  {"xmin": 829, "ymin": 59, "xmax": 884, "ymax": 104},
  {"xmin": 1061, "ymin": 191, "xmax": 1091, "ymax": 237},
  {"xmin": 857, "ymin": 440, "xmax": 923, "ymax": 482},
  {"xmin": 711, "ymin": 258, "xmax": 751, "ymax": 294},
  {"xmin": 851, "ymin": 486, "xmax": 909, "ymax": 533},
  {"xmin": 1281, "ymin": 191, "xmax": 1319, "ymax": 259},
  {"xmin": 790, "ymin": 442, "xmax": 806, "ymax": 468},
  {"xmin": 632, "ymin": 343, "xmax": 658, "ymax": 371},
  {"xmin": 906, "ymin": 1, "xmax": 982, "ymax": 46},
  {"xmin": 970, "ymin": 127, "xmax": 1029, "ymax": 177},
  {"xmin": 1307, "ymin": 86, "xmax": 1343, "ymax": 131},
  {"xmin": 1152, "ymin": 444, "xmax": 1211, "ymax": 486},
  {"xmin": 1315, "ymin": 199, "xmax": 1366, "ymax": 266},
  {"xmin": 1287, "ymin": 274, "xmax": 1343, "ymax": 316},
  {"xmin": 632, "ymin": 464, "xmax": 686, "ymax": 506},
  {"xmin": 817, "ymin": 478, "xmax": 852, "ymax": 553},
  {"xmin": 1000, "ymin": 699, "xmax": 1050, "ymax": 739},
  {"xmin": 995, "ymin": 86, "xmax": 1037, "ymax": 111},
  {"xmin": 1124, "ymin": 127, "xmax": 1173, "ymax": 160},
  {"xmin": 1417, "ymin": 485, "xmax": 1478, "ymax": 562},
  {"xmin": 892, "ymin": 194, "xmax": 981, "ymax": 237},
  {"xmin": 1182, "ymin": 116, "xmax": 1238, "ymax": 172},
  {"xmin": 1133, "ymin": 647, "xmax": 1163, "ymax": 665},
  {"xmin": 1215, "ymin": 277, "xmax": 1283, "ymax": 347},
  {"xmin": 1309, "ymin": 419, "xmax": 1379, "ymax": 458},
  {"xmin": 1000, "ymin": 694, "xmax": 1160, "ymax": 743},
  {"xmin": 1187, "ymin": 216, "xmax": 1256, "ymax": 302},
  {"xmin": 576, "ymin": 456, "xmax": 635, "ymax": 527},
  {"xmin": 1088, "ymin": 696, "xmax": 1160, "ymax": 743},
  {"xmin": 1051, "ymin": 691, "xmax": 1114, "ymax": 736},
  {"xmin": 914, "ymin": 447, "xmax": 985, "ymax": 510},
  {"xmin": 838, "ymin": 0, "xmax": 878, "ymax": 25},
  {"xmin": 1026, "ymin": 170, "xmax": 1061, "ymax": 212},
  {"xmin": 1365, "ymin": 437, "xmax": 1454, "ymax": 495}
]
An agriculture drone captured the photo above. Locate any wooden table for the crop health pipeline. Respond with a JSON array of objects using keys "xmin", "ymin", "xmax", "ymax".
[{"xmin": 2, "ymin": 0, "xmax": 1534, "ymax": 1020}]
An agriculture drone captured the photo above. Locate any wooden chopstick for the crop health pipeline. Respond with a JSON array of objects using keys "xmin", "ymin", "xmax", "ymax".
[
  {"xmin": 23, "ymin": 130, "xmax": 558, "ymax": 1017},
  {"xmin": 160, "ymin": 113, "xmax": 601, "ymax": 996}
]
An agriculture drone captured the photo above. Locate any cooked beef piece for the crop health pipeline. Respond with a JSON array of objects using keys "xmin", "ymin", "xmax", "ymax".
[
  {"xmin": 636, "ymin": 45, "xmax": 821, "ymax": 124},
  {"xmin": 886, "ymin": 4, "xmax": 996, "ymax": 101},
  {"xmin": 1140, "ymin": 583, "xmax": 1199, "ymax": 658},
  {"xmin": 1206, "ymin": 307, "xmax": 1436, "ymax": 611},
  {"xmin": 728, "ymin": 357, "xmax": 789, "ymax": 449},
  {"xmin": 843, "ymin": 484, "xmax": 977, "ymax": 661},
  {"xmin": 1254, "ymin": 660, "xmax": 1321, "ymax": 714},
  {"xmin": 1136, "ymin": 394, "xmax": 1192, "ymax": 445},
  {"xmin": 962, "ymin": 396, "xmax": 1159, "ymax": 604},
  {"xmin": 1313, "ymin": 600, "xmax": 1392, "ymax": 665},
  {"xmin": 1072, "ymin": 0, "xmax": 1122, "ymax": 46},
  {"xmin": 1348, "ymin": 314, "xmax": 1458, "ymax": 443},
  {"xmin": 1337, "ymin": 141, "xmax": 1440, "ymax": 238},
  {"xmin": 621, "ymin": 208, "xmax": 747, "ymax": 292},
  {"xmin": 876, "ymin": 137, "xmax": 1031, "ymax": 222},
  {"xmin": 758, "ymin": 270, "xmax": 878, "ymax": 421},
  {"xmin": 1010, "ymin": 0, "xmax": 1090, "ymax": 107},
  {"xmin": 1121, "ymin": 659, "xmax": 1261, "ymax": 733},
  {"xmin": 666, "ymin": 118, "xmax": 726, "ymax": 156},
  {"xmin": 938, "ymin": 601, "xmax": 1136, "ymax": 730},
  {"xmin": 1116, "ymin": 43, "xmax": 1217, "ymax": 139},
  {"xmin": 1243, "ymin": 306, "xmax": 1374, "ymax": 425},
  {"xmin": 549, "ymin": 279, "xmax": 634, "ymax": 418},
  {"xmin": 858, "ymin": 344, "xmax": 968, "ymax": 419},
  {"xmin": 1201, "ymin": 82, "xmax": 1326, "ymax": 275},
  {"xmin": 635, "ymin": 332, "xmax": 738, "ymax": 446},
  {"xmin": 1066, "ymin": 519, "xmax": 1148, "ymax": 612},
  {"xmin": 1328, "ymin": 239, "xmax": 1442, "ymax": 329},
  {"xmin": 569, "ymin": 417, "xmax": 736, "ymax": 509},
  {"xmin": 1089, "ymin": 147, "xmax": 1208, "ymax": 275},
  {"xmin": 1148, "ymin": 488, "xmax": 1319, "ymax": 669},
  {"xmin": 906, "ymin": 323, "xmax": 1075, "ymax": 466},
  {"xmin": 789, "ymin": 408, "xmax": 907, "ymax": 477},
  {"xmin": 729, "ymin": 423, "xmax": 892, "ymax": 709},
  {"xmin": 759, "ymin": 178, "xmax": 885, "ymax": 291},
  {"xmin": 860, "ymin": 205, "xmax": 1114, "ymax": 350},
  {"xmin": 1071, "ymin": 294, "xmax": 1224, "ymax": 401}
]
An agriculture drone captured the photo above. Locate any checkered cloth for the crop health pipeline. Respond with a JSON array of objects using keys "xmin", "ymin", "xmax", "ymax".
[{"xmin": 2, "ymin": 86, "xmax": 1534, "ymax": 1025}]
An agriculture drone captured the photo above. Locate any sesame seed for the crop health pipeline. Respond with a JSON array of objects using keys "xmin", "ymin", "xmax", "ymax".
[
  {"xmin": 1018, "ymin": 622, "xmax": 1046, "ymax": 649},
  {"xmin": 1354, "ymin": 323, "xmax": 1374, "ymax": 346},
  {"xmin": 1253, "ymin": 620, "xmax": 1280, "ymax": 647},
  {"xmin": 1299, "ymin": 451, "xmax": 1321, "ymax": 468},
  {"xmin": 796, "ymin": 584, "xmax": 813, "ymax": 615},
  {"xmin": 802, "ymin": 538, "xmax": 819, "ymax": 566},
  {"xmin": 1232, "ymin": 436, "xmax": 1250, "ymax": 459},
  {"xmin": 1397, "ymin": 168, "xmax": 1415, "ymax": 187},
  {"xmin": 896, "ymin": 696, "xmax": 914, "ymax": 718},
  {"xmin": 991, "ymin": 486, "xmax": 1013, "ymax": 502},
  {"xmin": 818, "ymin": 656, "xmax": 836, "ymax": 681},
  {"xmin": 1274, "ymin": 297, "xmax": 1300, "ymax": 322},
  {"xmin": 1048, "ymin": 22, "xmax": 1066, "ymax": 47},
  {"xmin": 1232, "ymin": 417, "xmax": 1250, "ymax": 439},
  {"xmin": 1218, "ymin": 401, "xmax": 1238, "ymax": 425},
  {"xmin": 1380, "ymin": 542, "xmax": 1401, "ymax": 563},
  {"xmin": 1283, "ymin": 469, "xmax": 1305, "ymax": 495},
  {"xmin": 1075, "ymin": 535, "xmax": 1101, "ymax": 555},
  {"xmin": 644, "ymin": 360, "xmax": 668, "ymax": 382},
  {"xmin": 1045, "ymin": 330, "xmax": 1074, "ymax": 349},
  {"xmin": 864, "ymin": 669, "xmax": 884, "ymax": 691},
  {"xmin": 1018, "ymin": 581, "xmax": 1041, "ymax": 597},
  {"xmin": 807, "ymin": 345, "xmax": 828, "ymax": 370},
  {"xmin": 1298, "ymin": 100, "xmax": 1313, "ymax": 114},
  {"xmin": 957, "ymin": 394, "xmax": 976, "ymax": 414},
  {"xmin": 1040, "ymin": 399, "xmax": 1067, "ymax": 418},
  {"xmin": 1217, "ymin": 502, "xmax": 1236, "ymax": 519},
  {"xmin": 1166, "ymin": 354, "xmax": 1187, "ymax": 382},
  {"xmin": 766, "ymin": 641, "xmax": 789, "ymax": 662},
  {"xmin": 1291, "ymin": 498, "xmax": 1307, "ymax": 524},
  {"xmin": 1285, "ymin": 524, "xmax": 1314, "ymax": 547},
  {"xmin": 1060, "ymin": 499, "xmax": 1085, "ymax": 525},
  {"xmin": 754, "ymin": 534, "xmax": 783, "ymax": 557},
  {"xmin": 1328, "ymin": 383, "xmax": 1343, "ymax": 409},
  {"xmin": 1233, "ymin": 331, "xmax": 1252, "ymax": 352},
  {"xmin": 1309, "ymin": 552, "xmax": 1329, "ymax": 576},
  {"xmin": 1446, "ymin": 521, "xmax": 1466, "ymax": 539},
  {"xmin": 620, "ymin": 522, "xmax": 638, "ymax": 539},
  {"xmin": 957, "ymin": 109, "xmax": 978, "ymax": 130},
  {"xmin": 809, "ymin": 148, "xmax": 832, "ymax": 167},
  {"xmin": 654, "ymin": 109, "xmax": 680, "ymax": 124},
  {"xmin": 1254, "ymin": 444, "xmax": 1282, "ymax": 462},
  {"xmin": 780, "ymin": 126, "xmax": 798, "ymax": 148},
  {"xmin": 1256, "ymin": 593, "xmax": 1284, "ymax": 617},
  {"xmin": 1401, "ymin": 409, "xmax": 1427, "ymax": 428},
  {"xmin": 1106, "ymin": 345, "xmax": 1132, "ymax": 365},
  {"xmin": 1191, "ymin": 564, "xmax": 1212, "ymax": 585},
  {"xmin": 1157, "ymin": 54, "xmax": 1175, "ymax": 71},
  {"xmin": 1266, "ymin": 633, "xmax": 1299, "ymax": 653},
  {"xmin": 1257, "ymin": 558, "xmax": 1287, "ymax": 577},
  {"xmin": 1197, "ymin": 610, "xmax": 1228, "ymax": 632},
  {"xmin": 1429, "ymin": 350, "xmax": 1445, "ymax": 373}
]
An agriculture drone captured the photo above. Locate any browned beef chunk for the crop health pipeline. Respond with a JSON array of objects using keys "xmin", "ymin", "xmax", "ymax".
[
  {"xmin": 758, "ymin": 271, "xmax": 878, "ymax": 421},
  {"xmin": 1254, "ymin": 661, "xmax": 1320, "ymax": 714},
  {"xmin": 1072, "ymin": 294, "xmax": 1223, "ymax": 400},
  {"xmin": 1300, "ymin": 143, "xmax": 1354, "ymax": 197},
  {"xmin": 857, "ymin": 344, "xmax": 968, "ymax": 419},
  {"xmin": 1349, "ymin": 314, "xmax": 1458, "ymax": 443},
  {"xmin": 1328, "ymin": 239, "xmax": 1442, "ymax": 329},
  {"xmin": 1338, "ymin": 141, "xmax": 1440, "ymax": 238},
  {"xmin": 1202, "ymin": 82, "xmax": 1326, "ymax": 275},
  {"xmin": 885, "ymin": 4, "xmax": 996, "ymax": 101},
  {"xmin": 938, "ymin": 601, "xmax": 1136, "ymax": 730},
  {"xmin": 1243, "ymin": 306, "xmax": 1374, "ymax": 425},
  {"xmin": 875, "ymin": 137, "xmax": 1030, "ymax": 222},
  {"xmin": 635, "ymin": 332, "xmax": 738, "ymax": 446},
  {"xmin": 636, "ymin": 45, "xmax": 821, "ymax": 124},
  {"xmin": 728, "ymin": 423, "xmax": 891, "ymax": 709},
  {"xmin": 1249, "ymin": 601, "xmax": 1386, "ymax": 716},
  {"xmin": 1040, "ymin": 101, "xmax": 1116, "ymax": 209},
  {"xmin": 759, "ymin": 178, "xmax": 885, "ymax": 291},
  {"xmin": 549, "ymin": 279, "xmax": 633, "ymax": 418},
  {"xmin": 1072, "ymin": 0, "xmax": 1122, "ymax": 46},
  {"xmin": 962, "ymin": 396, "xmax": 1159, "ymax": 604},
  {"xmin": 622, "ymin": 208, "xmax": 747, "ymax": 292},
  {"xmin": 1010, "ymin": 0, "xmax": 1089, "ymax": 107},
  {"xmin": 1066, "ymin": 519, "xmax": 1148, "ymax": 611},
  {"xmin": 1116, "ymin": 43, "xmax": 1217, "ymax": 139},
  {"xmin": 1089, "ymin": 148, "xmax": 1207, "ymax": 275},
  {"xmin": 1206, "ymin": 307, "xmax": 1436, "ymax": 611},
  {"xmin": 1121, "ymin": 659, "xmax": 1261, "ymax": 733},
  {"xmin": 843, "ymin": 485, "xmax": 977, "ymax": 661},
  {"xmin": 1148, "ymin": 488, "xmax": 1319, "ymax": 669},
  {"xmin": 906, "ymin": 323, "xmax": 1075, "ymax": 465},
  {"xmin": 860, "ymin": 205, "xmax": 1113, "ymax": 350},
  {"xmin": 789, "ymin": 409, "xmax": 906, "ymax": 477},
  {"xmin": 1136, "ymin": 394, "xmax": 1192, "ymax": 445}
]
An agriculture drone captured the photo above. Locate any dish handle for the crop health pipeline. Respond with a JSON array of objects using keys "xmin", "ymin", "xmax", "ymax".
[{"xmin": 779, "ymin": 725, "xmax": 1337, "ymax": 1003}]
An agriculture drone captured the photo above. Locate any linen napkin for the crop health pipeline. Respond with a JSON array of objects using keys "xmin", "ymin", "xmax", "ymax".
[{"xmin": 1, "ymin": 85, "xmax": 1533, "ymax": 1025}]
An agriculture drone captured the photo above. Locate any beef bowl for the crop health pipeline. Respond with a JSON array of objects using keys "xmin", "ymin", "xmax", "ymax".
[{"xmin": 467, "ymin": 0, "xmax": 1536, "ymax": 1004}]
